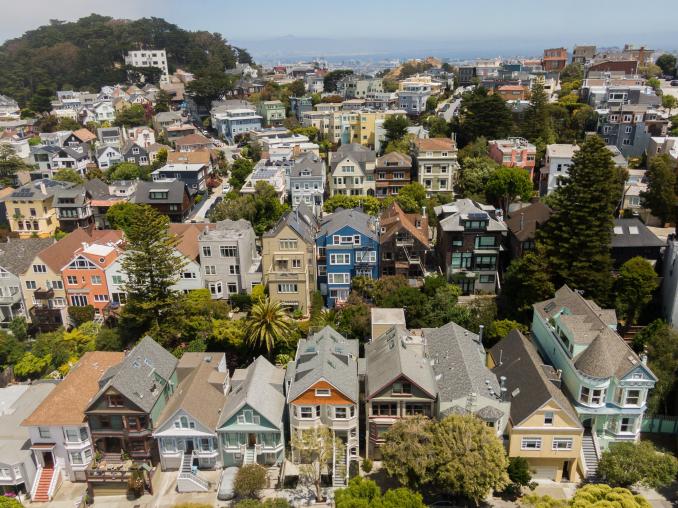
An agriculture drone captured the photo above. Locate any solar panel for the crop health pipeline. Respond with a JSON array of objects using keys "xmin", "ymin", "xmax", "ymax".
[
  {"xmin": 613, "ymin": 226, "xmax": 623, "ymax": 235},
  {"xmin": 629, "ymin": 226, "xmax": 639, "ymax": 235},
  {"xmin": 468, "ymin": 212, "xmax": 489, "ymax": 221}
]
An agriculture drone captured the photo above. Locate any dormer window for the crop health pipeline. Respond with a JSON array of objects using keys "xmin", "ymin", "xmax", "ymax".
[{"xmin": 107, "ymin": 395, "xmax": 124, "ymax": 407}]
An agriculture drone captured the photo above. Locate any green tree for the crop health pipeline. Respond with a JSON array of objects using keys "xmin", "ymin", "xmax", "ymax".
[
  {"xmin": 106, "ymin": 202, "xmax": 141, "ymax": 234},
  {"xmin": 229, "ymin": 157, "xmax": 254, "ymax": 191},
  {"xmin": 323, "ymin": 195, "xmax": 383, "ymax": 216},
  {"xmin": 521, "ymin": 82, "xmax": 555, "ymax": 148},
  {"xmin": 244, "ymin": 298, "xmax": 292, "ymax": 356},
  {"xmin": 647, "ymin": 77, "xmax": 661, "ymax": 93},
  {"xmin": 68, "ymin": 305, "xmax": 95, "ymax": 326},
  {"xmin": 0, "ymin": 144, "xmax": 32, "ymax": 185},
  {"xmin": 506, "ymin": 456, "xmax": 534, "ymax": 494},
  {"xmin": 656, "ymin": 54, "xmax": 677, "ymax": 77},
  {"xmin": 641, "ymin": 154, "xmax": 677, "ymax": 224},
  {"xmin": 108, "ymin": 162, "xmax": 148, "ymax": 181},
  {"xmin": 615, "ymin": 257, "xmax": 658, "ymax": 325},
  {"xmin": 522, "ymin": 484, "xmax": 651, "ymax": 507},
  {"xmin": 486, "ymin": 320, "xmax": 528, "ymax": 347},
  {"xmin": 185, "ymin": 71, "xmax": 236, "ymax": 109},
  {"xmin": 53, "ymin": 168, "xmax": 84, "ymax": 185},
  {"xmin": 96, "ymin": 327, "xmax": 122, "ymax": 351},
  {"xmin": 0, "ymin": 329, "xmax": 26, "ymax": 368},
  {"xmin": 383, "ymin": 114, "xmax": 410, "ymax": 144},
  {"xmin": 8, "ymin": 317, "xmax": 28, "ymax": 341},
  {"xmin": 458, "ymin": 136, "xmax": 489, "ymax": 161},
  {"xmin": 455, "ymin": 87, "xmax": 514, "ymax": 147},
  {"xmin": 457, "ymin": 157, "xmax": 499, "ymax": 198},
  {"xmin": 323, "ymin": 69, "xmax": 353, "ymax": 92},
  {"xmin": 211, "ymin": 182, "xmax": 288, "ymax": 235},
  {"xmin": 335, "ymin": 477, "xmax": 426, "ymax": 508},
  {"xmin": 485, "ymin": 166, "xmax": 534, "ymax": 214},
  {"xmin": 292, "ymin": 425, "xmax": 334, "ymax": 502},
  {"xmin": 0, "ymin": 496, "xmax": 25, "ymax": 508},
  {"xmin": 14, "ymin": 352, "xmax": 52, "ymax": 379},
  {"xmin": 384, "ymin": 133, "xmax": 415, "ymax": 155},
  {"xmin": 287, "ymin": 80, "xmax": 306, "ymax": 98},
  {"xmin": 662, "ymin": 94, "xmax": 677, "ymax": 115},
  {"xmin": 234, "ymin": 464, "xmax": 267, "ymax": 499},
  {"xmin": 336, "ymin": 292, "xmax": 372, "ymax": 341},
  {"xmin": 120, "ymin": 205, "xmax": 185, "ymax": 333},
  {"xmin": 559, "ymin": 63, "xmax": 584, "ymax": 84},
  {"xmin": 598, "ymin": 441, "xmax": 678, "ymax": 489},
  {"xmin": 154, "ymin": 90, "xmax": 173, "ymax": 113},
  {"xmin": 394, "ymin": 182, "xmax": 427, "ymax": 212},
  {"xmin": 233, "ymin": 500, "xmax": 292, "ymax": 508},
  {"xmin": 113, "ymin": 104, "xmax": 147, "ymax": 128},
  {"xmin": 538, "ymin": 136, "xmax": 620, "ymax": 303},
  {"xmin": 500, "ymin": 252, "xmax": 555, "ymax": 323},
  {"xmin": 425, "ymin": 115, "xmax": 451, "ymax": 138}
]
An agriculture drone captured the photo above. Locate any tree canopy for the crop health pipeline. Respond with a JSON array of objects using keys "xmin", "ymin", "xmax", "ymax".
[
  {"xmin": 640, "ymin": 154, "xmax": 677, "ymax": 224},
  {"xmin": 454, "ymin": 87, "xmax": 514, "ymax": 147},
  {"xmin": 335, "ymin": 477, "xmax": 425, "ymax": 508},
  {"xmin": 597, "ymin": 441, "xmax": 678, "ymax": 489}
]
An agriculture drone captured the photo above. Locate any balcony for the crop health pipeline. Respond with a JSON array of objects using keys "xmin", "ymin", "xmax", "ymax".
[
  {"xmin": 34, "ymin": 288, "xmax": 54, "ymax": 300},
  {"xmin": 395, "ymin": 238, "xmax": 414, "ymax": 247},
  {"xmin": 0, "ymin": 293, "xmax": 21, "ymax": 305}
]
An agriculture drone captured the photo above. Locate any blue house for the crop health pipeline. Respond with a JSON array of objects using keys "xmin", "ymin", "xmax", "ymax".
[{"xmin": 316, "ymin": 208, "xmax": 379, "ymax": 307}]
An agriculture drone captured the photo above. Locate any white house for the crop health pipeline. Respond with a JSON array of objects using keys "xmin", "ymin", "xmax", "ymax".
[
  {"xmin": 93, "ymin": 102, "xmax": 116, "ymax": 123},
  {"xmin": 540, "ymin": 144, "xmax": 579, "ymax": 195},
  {"xmin": 95, "ymin": 146, "xmax": 123, "ymax": 170},
  {"xmin": 127, "ymin": 126, "xmax": 156, "ymax": 148}
]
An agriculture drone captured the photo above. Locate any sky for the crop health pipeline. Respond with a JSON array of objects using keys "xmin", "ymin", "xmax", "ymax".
[{"xmin": 1, "ymin": 0, "xmax": 677, "ymax": 60}]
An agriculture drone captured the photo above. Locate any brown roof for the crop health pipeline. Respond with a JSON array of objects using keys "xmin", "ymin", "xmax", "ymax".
[
  {"xmin": 35, "ymin": 228, "xmax": 123, "ymax": 273},
  {"xmin": 379, "ymin": 201, "xmax": 429, "ymax": 246},
  {"xmin": 72, "ymin": 128, "xmax": 96, "ymax": 143},
  {"xmin": 22, "ymin": 351, "xmax": 124, "ymax": 426},
  {"xmin": 414, "ymin": 137, "xmax": 456, "ymax": 151},
  {"xmin": 167, "ymin": 150, "xmax": 212, "ymax": 165},
  {"xmin": 498, "ymin": 85, "xmax": 526, "ymax": 91},
  {"xmin": 376, "ymin": 151, "xmax": 412, "ymax": 167},
  {"xmin": 173, "ymin": 133, "xmax": 211, "ymax": 147},
  {"xmin": 169, "ymin": 223, "xmax": 214, "ymax": 261},
  {"xmin": 505, "ymin": 202, "xmax": 552, "ymax": 242}
]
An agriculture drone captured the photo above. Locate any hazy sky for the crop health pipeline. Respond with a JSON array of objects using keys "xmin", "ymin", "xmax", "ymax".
[{"xmin": 1, "ymin": 0, "xmax": 676, "ymax": 56}]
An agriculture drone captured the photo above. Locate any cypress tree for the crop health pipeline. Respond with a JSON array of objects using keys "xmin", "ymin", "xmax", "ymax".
[{"xmin": 538, "ymin": 136, "xmax": 620, "ymax": 304}]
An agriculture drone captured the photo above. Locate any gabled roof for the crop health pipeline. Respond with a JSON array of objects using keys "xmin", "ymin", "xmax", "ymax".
[
  {"xmin": 72, "ymin": 128, "xmax": 96, "ymax": 143},
  {"xmin": 96, "ymin": 145, "xmax": 122, "ymax": 158},
  {"xmin": 134, "ymin": 180, "xmax": 188, "ymax": 205},
  {"xmin": 506, "ymin": 202, "xmax": 552, "ymax": 242},
  {"xmin": 319, "ymin": 207, "xmax": 379, "ymax": 240},
  {"xmin": 155, "ymin": 353, "xmax": 228, "ymax": 432},
  {"xmin": 8, "ymin": 179, "xmax": 73, "ymax": 200},
  {"xmin": 0, "ymin": 237, "xmax": 55, "ymax": 276},
  {"xmin": 376, "ymin": 151, "xmax": 412, "ymax": 167},
  {"xmin": 87, "ymin": 336, "xmax": 178, "ymax": 414},
  {"xmin": 22, "ymin": 352, "xmax": 124, "ymax": 427},
  {"xmin": 33, "ymin": 228, "xmax": 121, "ymax": 273},
  {"xmin": 379, "ymin": 201, "xmax": 428, "ymax": 247},
  {"xmin": 286, "ymin": 326, "xmax": 359, "ymax": 403},
  {"xmin": 435, "ymin": 199, "xmax": 507, "ymax": 233},
  {"xmin": 423, "ymin": 321, "xmax": 502, "ymax": 404},
  {"xmin": 167, "ymin": 150, "xmax": 212, "ymax": 166},
  {"xmin": 330, "ymin": 143, "xmax": 375, "ymax": 172},
  {"xmin": 168, "ymin": 223, "xmax": 214, "ymax": 261},
  {"xmin": 611, "ymin": 218, "xmax": 663, "ymax": 249},
  {"xmin": 414, "ymin": 137, "xmax": 456, "ymax": 151},
  {"xmin": 263, "ymin": 203, "xmax": 318, "ymax": 240},
  {"xmin": 173, "ymin": 133, "xmax": 211, "ymax": 147},
  {"xmin": 365, "ymin": 326, "xmax": 437, "ymax": 399},
  {"xmin": 218, "ymin": 356, "xmax": 285, "ymax": 429},
  {"xmin": 290, "ymin": 153, "xmax": 325, "ymax": 178},
  {"xmin": 490, "ymin": 330, "xmax": 581, "ymax": 427}
]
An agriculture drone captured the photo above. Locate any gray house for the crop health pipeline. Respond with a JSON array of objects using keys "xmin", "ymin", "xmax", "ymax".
[
  {"xmin": 30, "ymin": 145, "xmax": 60, "ymax": 178},
  {"xmin": 120, "ymin": 141, "xmax": 150, "ymax": 166},
  {"xmin": 217, "ymin": 356, "xmax": 286, "ymax": 467},
  {"xmin": 289, "ymin": 153, "xmax": 325, "ymax": 214},
  {"xmin": 198, "ymin": 219, "xmax": 262, "ymax": 299}
]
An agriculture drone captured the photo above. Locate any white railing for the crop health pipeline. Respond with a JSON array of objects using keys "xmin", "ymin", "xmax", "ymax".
[
  {"xmin": 580, "ymin": 447, "xmax": 589, "ymax": 478},
  {"xmin": 47, "ymin": 465, "xmax": 61, "ymax": 500},
  {"xmin": 30, "ymin": 466, "xmax": 42, "ymax": 500},
  {"xmin": 592, "ymin": 432, "xmax": 602, "ymax": 462}
]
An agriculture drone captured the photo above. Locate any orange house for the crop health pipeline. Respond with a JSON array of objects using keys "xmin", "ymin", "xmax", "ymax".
[
  {"xmin": 61, "ymin": 232, "xmax": 123, "ymax": 318},
  {"xmin": 496, "ymin": 85, "xmax": 529, "ymax": 102}
]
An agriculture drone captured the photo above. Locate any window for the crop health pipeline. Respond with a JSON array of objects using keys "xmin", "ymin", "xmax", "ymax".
[
  {"xmin": 52, "ymin": 280, "xmax": 63, "ymax": 289},
  {"xmin": 278, "ymin": 283, "xmax": 298, "ymax": 293},
  {"xmin": 38, "ymin": 427, "xmax": 51, "ymax": 439},
  {"xmin": 67, "ymin": 275, "xmax": 77, "ymax": 285},
  {"xmin": 220, "ymin": 246, "xmax": 237, "ymax": 257},
  {"xmin": 163, "ymin": 438, "xmax": 177, "ymax": 453},
  {"xmin": 475, "ymin": 236, "xmax": 496, "ymax": 248},
  {"xmin": 299, "ymin": 406, "xmax": 315, "ymax": 419},
  {"xmin": 544, "ymin": 411, "xmax": 554, "ymax": 425},
  {"xmin": 330, "ymin": 253, "xmax": 351, "ymax": 265},
  {"xmin": 335, "ymin": 407, "xmax": 348, "ymax": 419},
  {"xmin": 182, "ymin": 271, "xmax": 196, "ymax": 279},
  {"xmin": 25, "ymin": 280, "xmax": 37, "ymax": 290},
  {"xmin": 315, "ymin": 389, "xmax": 331, "ymax": 397},
  {"xmin": 70, "ymin": 451, "xmax": 84, "ymax": 465},
  {"xmin": 620, "ymin": 417, "xmax": 634, "ymax": 433},
  {"xmin": 83, "ymin": 448, "xmax": 92, "ymax": 462},
  {"xmin": 479, "ymin": 274, "xmax": 495, "ymax": 284},
  {"xmin": 71, "ymin": 295, "xmax": 88, "ymax": 306},
  {"xmin": 107, "ymin": 395, "xmax": 124, "ymax": 407},
  {"xmin": 112, "ymin": 275, "xmax": 123, "ymax": 285},
  {"xmin": 521, "ymin": 437, "xmax": 542, "ymax": 450},
  {"xmin": 91, "ymin": 275, "xmax": 102, "ymax": 285},
  {"xmin": 392, "ymin": 381, "xmax": 412, "ymax": 395},
  {"xmin": 328, "ymin": 273, "xmax": 350, "ymax": 284},
  {"xmin": 227, "ymin": 283, "xmax": 237, "ymax": 293},
  {"xmin": 625, "ymin": 390, "xmax": 640, "ymax": 405},
  {"xmin": 552, "ymin": 438, "xmax": 573, "ymax": 450},
  {"xmin": 33, "ymin": 264, "xmax": 47, "ymax": 273},
  {"xmin": 209, "ymin": 282, "xmax": 223, "ymax": 297},
  {"xmin": 372, "ymin": 403, "xmax": 397, "ymax": 416},
  {"xmin": 204, "ymin": 265, "xmax": 216, "ymax": 275},
  {"xmin": 279, "ymin": 239, "xmax": 298, "ymax": 250},
  {"xmin": 202, "ymin": 246, "xmax": 212, "ymax": 257},
  {"xmin": 355, "ymin": 251, "xmax": 377, "ymax": 263},
  {"xmin": 65, "ymin": 428, "xmax": 82, "ymax": 442},
  {"xmin": 292, "ymin": 259, "xmax": 301, "ymax": 269},
  {"xmin": 579, "ymin": 386, "xmax": 605, "ymax": 405},
  {"xmin": 229, "ymin": 265, "xmax": 240, "ymax": 275},
  {"xmin": 94, "ymin": 294, "xmax": 109, "ymax": 302}
]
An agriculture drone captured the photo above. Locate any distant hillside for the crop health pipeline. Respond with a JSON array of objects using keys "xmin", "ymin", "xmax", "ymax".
[
  {"xmin": 0, "ymin": 14, "xmax": 252, "ymax": 107},
  {"xmin": 383, "ymin": 57, "xmax": 443, "ymax": 80}
]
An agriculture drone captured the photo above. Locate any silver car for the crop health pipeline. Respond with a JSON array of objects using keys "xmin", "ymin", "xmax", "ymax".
[{"xmin": 217, "ymin": 466, "xmax": 239, "ymax": 501}]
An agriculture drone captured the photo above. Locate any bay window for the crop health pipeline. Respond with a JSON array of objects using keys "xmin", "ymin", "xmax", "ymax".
[
  {"xmin": 579, "ymin": 386, "xmax": 605, "ymax": 405},
  {"xmin": 521, "ymin": 437, "xmax": 542, "ymax": 450}
]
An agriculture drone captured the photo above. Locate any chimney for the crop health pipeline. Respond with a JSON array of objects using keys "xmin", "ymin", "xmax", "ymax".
[
  {"xmin": 478, "ymin": 325, "xmax": 484, "ymax": 345},
  {"xmin": 640, "ymin": 350, "xmax": 648, "ymax": 365},
  {"xmin": 39, "ymin": 181, "xmax": 47, "ymax": 195},
  {"xmin": 499, "ymin": 376, "xmax": 508, "ymax": 402}
]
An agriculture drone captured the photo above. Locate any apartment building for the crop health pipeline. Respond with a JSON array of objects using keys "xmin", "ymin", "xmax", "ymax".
[
  {"xmin": 198, "ymin": 219, "xmax": 262, "ymax": 299},
  {"xmin": 488, "ymin": 137, "xmax": 537, "ymax": 180},
  {"xmin": 337, "ymin": 77, "xmax": 384, "ymax": 99},
  {"xmin": 5, "ymin": 179, "xmax": 74, "ymax": 238},
  {"xmin": 539, "ymin": 144, "xmax": 579, "ymax": 195},
  {"xmin": 124, "ymin": 49, "xmax": 169, "ymax": 78},
  {"xmin": 256, "ymin": 101, "xmax": 286, "ymax": 127},
  {"xmin": 53, "ymin": 185, "xmax": 95, "ymax": 232},
  {"xmin": 411, "ymin": 138, "xmax": 459, "ymax": 196},
  {"xmin": 329, "ymin": 143, "xmax": 376, "ymax": 197},
  {"xmin": 289, "ymin": 153, "xmax": 325, "ymax": 213},
  {"xmin": 542, "ymin": 48, "xmax": 568, "ymax": 72},
  {"xmin": 262, "ymin": 204, "xmax": 319, "ymax": 315},
  {"xmin": 379, "ymin": 202, "xmax": 429, "ymax": 278},
  {"xmin": 597, "ymin": 104, "xmax": 668, "ymax": 157},
  {"xmin": 374, "ymin": 152, "xmax": 412, "ymax": 198},
  {"xmin": 211, "ymin": 108, "xmax": 263, "ymax": 141}
]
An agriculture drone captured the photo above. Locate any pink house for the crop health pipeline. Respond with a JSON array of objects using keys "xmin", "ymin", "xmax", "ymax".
[{"xmin": 488, "ymin": 137, "xmax": 537, "ymax": 180}]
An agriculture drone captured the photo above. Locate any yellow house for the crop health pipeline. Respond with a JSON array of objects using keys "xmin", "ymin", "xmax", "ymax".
[
  {"xmin": 489, "ymin": 330, "xmax": 584, "ymax": 482},
  {"xmin": 261, "ymin": 205, "xmax": 319, "ymax": 316},
  {"xmin": 5, "ymin": 180, "xmax": 73, "ymax": 238},
  {"xmin": 327, "ymin": 110, "xmax": 406, "ymax": 148}
]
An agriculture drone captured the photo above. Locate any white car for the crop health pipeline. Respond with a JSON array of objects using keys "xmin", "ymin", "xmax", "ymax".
[{"xmin": 217, "ymin": 467, "xmax": 239, "ymax": 501}]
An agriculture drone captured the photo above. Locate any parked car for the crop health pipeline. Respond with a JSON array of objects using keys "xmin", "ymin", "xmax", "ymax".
[
  {"xmin": 671, "ymin": 80, "xmax": 678, "ymax": 87},
  {"xmin": 217, "ymin": 466, "xmax": 239, "ymax": 501}
]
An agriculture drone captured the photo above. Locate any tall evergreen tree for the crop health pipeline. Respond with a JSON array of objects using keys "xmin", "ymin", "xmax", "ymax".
[
  {"xmin": 500, "ymin": 251, "xmax": 555, "ymax": 323},
  {"xmin": 538, "ymin": 136, "xmax": 619, "ymax": 303},
  {"xmin": 521, "ymin": 82, "xmax": 555, "ymax": 149},
  {"xmin": 640, "ymin": 154, "xmax": 677, "ymax": 225},
  {"xmin": 455, "ymin": 88, "xmax": 514, "ymax": 146},
  {"xmin": 121, "ymin": 205, "xmax": 185, "ymax": 332}
]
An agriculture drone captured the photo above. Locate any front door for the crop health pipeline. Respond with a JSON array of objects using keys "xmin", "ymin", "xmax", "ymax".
[
  {"xmin": 561, "ymin": 460, "xmax": 570, "ymax": 481},
  {"xmin": 185, "ymin": 440, "xmax": 194, "ymax": 454},
  {"xmin": 248, "ymin": 433, "xmax": 257, "ymax": 447},
  {"xmin": 43, "ymin": 452, "xmax": 54, "ymax": 468}
]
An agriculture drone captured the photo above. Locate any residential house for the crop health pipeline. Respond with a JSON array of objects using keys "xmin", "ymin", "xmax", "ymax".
[
  {"xmin": 95, "ymin": 145, "xmax": 124, "ymax": 170},
  {"xmin": 0, "ymin": 129, "xmax": 30, "ymax": 159},
  {"xmin": 5, "ymin": 179, "xmax": 74, "ymax": 238},
  {"xmin": 152, "ymin": 162, "xmax": 210, "ymax": 193},
  {"xmin": 52, "ymin": 185, "xmax": 94, "ymax": 233},
  {"xmin": 153, "ymin": 111, "xmax": 184, "ymax": 134},
  {"xmin": 85, "ymin": 179, "xmax": 136, "ymax": 229},
  {"xmin": 379, "ymin": 202, "xmax": 429, "ymax": 278},
  {"xmin": 329, "ymin": 143, "xmax": 376, "ymax": 197},
  {"xmin": 240, "ymin": 166, "xmax": 287, "ymax": 203},
  {"xmin": 21, "ymin": 352, "xmax": 124, "ymax": 496},
  {"xmin": 364, "ymin": 326, "xmax": 437, "ymax": 459},
  {"xmin": 0, "ymin": 94, "xmax": 20, "ymax": 118},
  {"xmin": 0, "ymin": 238, "xmax": 54, "ymax": 326},
  {"xmin": 120, "ymin": 140, "xmax": 150, "ymax": 166},
  {"xmin": 488, "ymin": 138, "xmax": 537, "ymax": 180},
  {"xmin": 174, "ymin": 133, "xmax": 213, "ymax": 152},
  {"xmin": 374, "ymin": 151, "xmax": 412, "ymax": 198},
  {"xmin": 505, "ymin": 201, "xmax": 552, "ymax": 258},
  {"xmin": 211, "ymin": 106, "xmax": 262, "ymax": 141},
  {"xmin": 337, "ymin": 77, "xmax": 384, "ymax": 99},
  {"xmin": 91, "ymin": 102, "xmax": 115, "ymax": 123},
  {"xmin": 646, "ymin": 136, "xmax": 678, "ymax": 164},
  {"xmin": 217, "ymin": 356, "xmax": 286, "ymax": 467},
  {"xmin": 198, "ymin": 219, "xmax": 262, "ymax": 299},
  {"xmin": 662, "ymin": 236, "xmax": 678, "ymax": 328},
  {"xmin": 316, "ymin": 208, "xmax": 380, "ymax": 307},
  {"xmin": 398, "ymin": 82, "xmax": 433, "ymax": 116},
  {"xmin": 434, "ymin": 199, "xmax": 507, "ymax": 294},
  {"xmin": 133, "ymin": 180, "xmax": 193, "ymax": 222},
  {"xmin": 289, "ymin": 96, "xmax": 313, "ymax": 122},
  {"xmin": 256, "ymin": 101, "xmax": 286, "ymax": 127},
  {"xmin": 0, "ymin": 384, "xmax": 56, "ymax": 498},
  {"xmin": 496, "ymin": 85, "xmax": 529, "ymax": 102},
  {"xmin": 611, "ymin": 218, "xmax": 664, "ymax": 267},
  {"xmin": 572, "ymin": 45, "xmax": 596, "ymax": 65},
  {"xmin": 489, "ymin": 331, "xmax": 583, "ymax": 482},
  {"xmin": 262, "ymin": 204, "xmax": 319, "ymax": 315},
  {"xmin": 61, "ymin": 232, "xmax": 124, "ymax": 320},
  {"xmin": 411, "ymin": 138, "xmax": 459, "ymax": 196},
  {"xmin": 127, "ymin": 126, "xmax": 156, "ymax": 148},
  {"xmin": 153, "ymin": 352, "xmax": 229, "ymax": 480},
  {"xmin": 621, "ymin": 169, "xmax": 647, "ymax": 213},
  {"xmin": 531, "ymin": 285, "xmax": 657, "ymax": 449},
  {"xmin": 30, "ymin": 145, "xmax": 61, "ymax": 178},
  {"xmin": 597, "ymin": 104, "xmax": 668, "ymax": 157},
  {"xmin": 539, "ymin": 144, "xmax": 579, "ymax": 195},
  {"xmin": 125, "ymin": 49, "xmax": 169, "ymax": 79},
  {"xmin": 286, "ymin": 326, "xmax": 360, "ymax": 486},
  {"xmin": 53, "ymin": 146, "xmax": 91, "ymax": 177},
  {"xmin": 423, "ymin": 321, "xmax": 510, "ymax": 435},
  {"xmin": 167, "ymin": 150, "xmax": 215, "ymax": 173},
  {"xmin": 543, "ymin": 48, "xmax": 568, "ymax": 72},
  {"xmin": 289, "ymin": 153, "xmax": 325, "ymax": 213},
  {"xmin": 97, "ymin": 127, "xmax": 123, "ymax": 148},
  {"xmin": 85, "ymin": 336, "xmax": 178, "ymax": 463},
  {"xmin": 370, "ymin": 308, "xmax": 406, "ymax": 342}
]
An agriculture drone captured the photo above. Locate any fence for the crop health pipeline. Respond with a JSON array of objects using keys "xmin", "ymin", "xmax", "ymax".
[{"xmin": 641, "ymin": 415, "xmax": 678, "ymax": 434}]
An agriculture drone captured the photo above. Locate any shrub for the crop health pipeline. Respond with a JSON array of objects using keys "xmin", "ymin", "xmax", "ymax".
[
  {"xmin": 68, "ymin": 305, "xmax": 95, "ymax": 326},
  {"xmin": 234, "ymin": 464, "xmax": 267, "ymax": 499},
  {"xmin": 361, "ymin": 458, "xmax": 373, "ymax": 473}
]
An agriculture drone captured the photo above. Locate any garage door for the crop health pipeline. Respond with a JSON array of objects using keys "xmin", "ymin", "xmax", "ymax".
[{"xmin": 531, "ymin": 466, "xmax": 557, "ymax": 480}]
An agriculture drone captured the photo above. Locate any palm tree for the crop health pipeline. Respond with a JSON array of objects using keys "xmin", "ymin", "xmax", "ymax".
[{"xmin": 244, "ymin": 298, "xmax": 292, "ymax": 356}]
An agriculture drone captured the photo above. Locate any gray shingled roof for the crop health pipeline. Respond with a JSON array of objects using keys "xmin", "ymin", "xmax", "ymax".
[
  {"xmin": 53, "ymin": 185, "xmax": 88, "ymax": 207},
  {"xmin": 218, "ymin": 356, "xmax": 286, "ymax": 429},
  {"xmin": 490, "ymin": 330, "xmax": 582, "ymax": 427},
  {"xmin": 611, "ymin": 218, "xmax": 664, "ymax": 249},
  {"xmin": 201, "ymin": 219, "xmax": 254, "ymax": 240},
  {"xmin": 435, "ymin": 199, "xmax": 507, "ymax": 233},
  {"xmin": 286, "ymin": 326, "xmax": 359, "ymax": 403},
  {"xmin": 290, "ymin": 153, "xmax": 325, "ymax": 178},
  {"xmin": 263, "ymin": 203, "xmax": 318, "ymax": 239},
  {"xmin": 423, "ymin": 321, "xmax": 501, "ymax": 404},
  {"xmin": 330, "ymin": 143, "xmax": 376, "ymax": 173},
  {"xmin": 134, "ymin": 180, "xmax": 187, "ymax": 205},
  {"xmin": 9, "ymin": 179, "xmax": 73, "ymax": 200},
  {"xmin": 87, "ymin": 336, "xmax": 178, "ymax": 414},
  {"xmin": 506, "ymin": 202, "xmax": 552, "ymax": 242},
  {"xmin": 365, "ymin": 326, "xmax": 437, "ymax": 399},
  {"xmin": 319, "ymin": 207, "xmax": 378, "ymax": 240},
  {"xmin": 0, "ymin": 237, "xmax": 55, "ymax": 275}
]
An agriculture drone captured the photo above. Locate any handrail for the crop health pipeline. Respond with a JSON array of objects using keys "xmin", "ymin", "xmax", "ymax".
[
  {"xmin": 30, "ymin": 466, "xmax": 42, "ymax": 500},
  {"xmin": 47, "ymin": 464, "xmax": 61, "ymax": 500},
  {"xmin": 580, "ymin": 446, "xmax": 589, "ymax": 477},
  {"xmin": 591, "ymin": 432, "xmax": 602, "ymax": 462}
]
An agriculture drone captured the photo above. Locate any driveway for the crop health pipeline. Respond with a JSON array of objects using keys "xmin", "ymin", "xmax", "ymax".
[{"xmin": 186, "ymin": 184, "xmax": 223, "ymax": 222}]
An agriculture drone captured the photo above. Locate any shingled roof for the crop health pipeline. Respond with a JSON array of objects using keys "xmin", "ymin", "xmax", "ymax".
[
  {"xmin": 379, "ymin": 201, "xmax": 429, "ymax": 247},
  {"xmin": 0, "ymin": 237, "xmax": 55, "ymax": 276},
  {"xmin": 506, "ymin": 202, "xmax": 552, "ymax": 242}
]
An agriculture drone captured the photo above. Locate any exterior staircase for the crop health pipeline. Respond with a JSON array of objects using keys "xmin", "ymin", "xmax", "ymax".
[
  {"xmin": 243, "ymin": 446, "xmax": 256, "ymax": 465},
  {"xmin": 32, "ymin": 467, "xmax": 54, "ymax": 502},
  {"xmin": 332, "ymin": 439, "xmax": 348, "ymax": 487},
  {"xmin": 176, "ymin": 452, "xmax": 209, "ymax": 493},
  {"xmin": 582, "ymin": 432, "xmax": 601, "ymax": 481}
]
